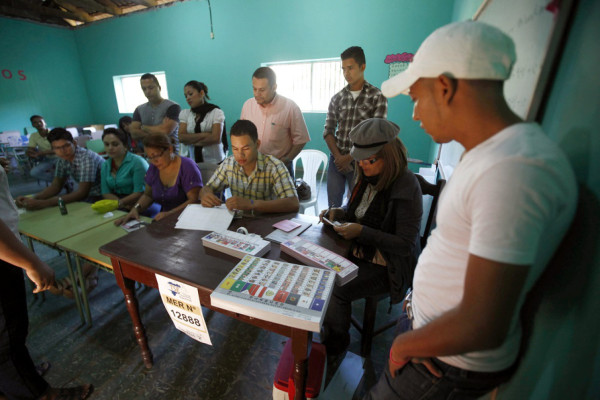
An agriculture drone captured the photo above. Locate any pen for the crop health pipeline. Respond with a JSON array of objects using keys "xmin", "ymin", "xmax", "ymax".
[{"xmin": 320, "ymin": 206, "xmax": 331, "ymax": 225}]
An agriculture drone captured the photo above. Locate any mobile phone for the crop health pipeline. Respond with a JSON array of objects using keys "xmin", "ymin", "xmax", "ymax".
[{"xmin": 323, "ymin": 217, "xmax": 341, "ymax": 227}]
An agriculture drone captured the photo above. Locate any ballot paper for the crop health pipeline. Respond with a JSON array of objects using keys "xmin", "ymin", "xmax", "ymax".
[
  {"xmin": 265, "ymin": 218, "xmax": 312, "ymax": 243},
  {"xmin": 174, "ymin": 204, "xmax": 234, "ymax": 231},
  {"xmin": 156, "ymin": 274, "xmax": 212, "ymax": 345}
]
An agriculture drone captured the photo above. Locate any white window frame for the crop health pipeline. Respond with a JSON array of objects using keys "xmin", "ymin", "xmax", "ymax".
[
  {"xmin": 113, "ymin": 72, "xmax": 170, "ymax": 114},
  {"xmin": 263, "ymin": 58, "xmax": 346, "ymax": 113}
]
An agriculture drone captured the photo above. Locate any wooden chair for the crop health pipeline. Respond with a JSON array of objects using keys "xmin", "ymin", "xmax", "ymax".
[{"xmin": 350, "ymin": 173, "xmax": 446, "ymax": 357}]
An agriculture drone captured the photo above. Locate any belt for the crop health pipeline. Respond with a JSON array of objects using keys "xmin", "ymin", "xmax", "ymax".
[{"xmin": 403, "ymin": 288, "xmax": 413, "ymax": 321}]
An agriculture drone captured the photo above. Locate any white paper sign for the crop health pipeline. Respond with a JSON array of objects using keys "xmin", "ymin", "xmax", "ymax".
[{"xmin": 155, "ymin": 274, "xmax": 212, "ymax": 345}]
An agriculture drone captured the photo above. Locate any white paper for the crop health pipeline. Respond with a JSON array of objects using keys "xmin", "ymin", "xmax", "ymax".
[
  {"xmin": 174, "ymin": 204, "xmax": 234, "ymax": 231},
  {"xmin": 155, "ymin": 274, "xmax": 212, "ymax": 345}
]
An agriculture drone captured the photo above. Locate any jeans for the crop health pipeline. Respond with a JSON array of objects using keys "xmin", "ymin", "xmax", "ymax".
[
  {"xmin": 363, "ymin": 313, "xmax": 515, "ymax": 400},
  {"xmin": 322, "ymin": 257, "xmax": 390, "ymax": 356},
  {"xmin": 29, "ymin": 158, "xmax": 56, "ymax": 183},
  {"xmin": 284, "ymin": 160, "xmax": 295, "ymax": 181},
  {"xmin": 0, "ymin": 261, "xmax": 49, "ymax": 399},
  {"xmin": 326, "ymin": 154, "xmax": 355, "ymax": 207}
]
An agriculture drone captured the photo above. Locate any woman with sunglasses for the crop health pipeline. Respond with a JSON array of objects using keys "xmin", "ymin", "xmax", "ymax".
[
  {"xmin": 115, "ymin": 133, "xmax": 203, "ymax": 225},
  {"xmin": 319, "ymin": 118, "xmax": 422, "ymax": 360}
]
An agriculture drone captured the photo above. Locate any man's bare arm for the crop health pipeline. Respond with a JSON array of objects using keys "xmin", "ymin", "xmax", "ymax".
[{"xmin": 389, "ymin": 255, "xmax": 530, "ymax": 373}]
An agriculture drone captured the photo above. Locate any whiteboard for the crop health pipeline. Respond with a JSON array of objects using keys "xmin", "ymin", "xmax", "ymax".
[{"xmin": 437, "ymin": 0, "xmax": 575, "ymax": 179}]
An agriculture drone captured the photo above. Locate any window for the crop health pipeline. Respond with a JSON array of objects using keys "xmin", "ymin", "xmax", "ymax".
[
  {"xmin": 264, "ymin": 59, "xmax": 346, "ymax": 112},
  {"xmin": 113, "ymin": 72, "xmax": 170, "ymax": 114}
]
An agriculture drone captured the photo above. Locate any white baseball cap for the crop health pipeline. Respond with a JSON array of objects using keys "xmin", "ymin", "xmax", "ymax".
[{"xmin": 382, "ymin": 21, "xmax": 516, "ymax": 97}]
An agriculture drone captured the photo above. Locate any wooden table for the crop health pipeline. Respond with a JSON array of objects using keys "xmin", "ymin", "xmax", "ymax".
[
  {"xmin": 100, "ymin": 211, "xmax": 349, "ymax": 400},
  {"xmin": 18, "ymin": 202, "xmax": 126, "ymax": 322}
]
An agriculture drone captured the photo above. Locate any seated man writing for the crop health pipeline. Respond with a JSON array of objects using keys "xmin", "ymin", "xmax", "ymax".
[
  {"xmin": 200, "ymin": 119, "xmax": 299, "ymax": 214},
  {"xmin": 16, "ymin": 128, "xmax": 105, "ymax": 210}
]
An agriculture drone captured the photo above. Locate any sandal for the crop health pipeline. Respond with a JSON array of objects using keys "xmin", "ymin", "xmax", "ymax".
[
  {"xmin": 59, "ymin": 277, "xmax": 76, "ymax": 299},
  {"xmin": 43, "ymin": 384, "xmax": 94, "ymax": 400},
  {"xmin": 36, "ymin": 361, "xmax": 51, "ymax": 376},
  {"xmin": 49, "ymin": 278, "xmax": 75, "ymax": 299},
  {"xmin": 82, "ymin": 264, "xmax": 99, "ymax": 294},
  {"xmin": 49, "ymin": 265, "xmax": 99, "ymax": 300}
]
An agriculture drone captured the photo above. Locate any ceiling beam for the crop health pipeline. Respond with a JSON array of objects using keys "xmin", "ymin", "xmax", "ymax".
[
  {"xmin": 94, "ymin": 0, "xmax": 123, "ymax": 15},
  {"xmin": 54, "ymin": 0, "xmax": 94, "ymax": 22},
  {"xmin": 69, "ymin": 0, "xmax": 119, "ymax": 16},
  {"xmin": 129, "ymin": 0, "xmax": 158, "ymax": 7},
  {"xmin": 0, "ymin": 2, "xmax": 84, "ymax": 23}
]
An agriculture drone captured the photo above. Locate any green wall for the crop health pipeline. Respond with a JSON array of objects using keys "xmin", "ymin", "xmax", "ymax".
[
  {"xmin": 500, "ymin": 0, "xmax": 600, "ymax": 397},
  {"xmin": 2, "ymin": 1, "xmax": 598, "ymax": 397},
  {"xmin": 0, "ymin": 18, "xmax": 93, "ymax": 132},
  {"xmin": 72, "ymin": 0, "xmax": 452, "ymax": 162}
]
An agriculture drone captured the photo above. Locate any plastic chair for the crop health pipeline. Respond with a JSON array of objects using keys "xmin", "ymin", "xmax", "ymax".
[
  {"xmin": 66, "ymin": 126, "xmax": 79, "ymax": 138},
  {"xmin": 91, "ymin": 130, "xmax": 103, "ymax": 140},
  {"xmin": 350, "ymin": 173, "xmax": 446, "ymax": 357},
  {"xmin": 292, "ymin": 150, "xmax": 328, "ymax": 215},
  {"xmin": 86, "ymin": 139, "xmax": 105, "ymax": 154},
  {"xmin": 75, "ymin": 135, "xmax": 91, "ymax": 148},
  {"xmin": 0, "ymin": 131, "xmax": 30, "ymax": 174},
  {"xmin": 197, "ymin": 162, "xmax": 219, "ymax": 183}
]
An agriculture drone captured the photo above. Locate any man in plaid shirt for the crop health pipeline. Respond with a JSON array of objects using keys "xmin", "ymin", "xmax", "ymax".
[
  {"xmin": 200, "ymin": 120, "xmax": 299, "ymax": 214},
  {"xmin": 323, "ymin": 46, "xmax": 388, "ymax": 207},
  {"xmin": 16, "ymin": 128, "xmax": 104, "ymax": 210}
]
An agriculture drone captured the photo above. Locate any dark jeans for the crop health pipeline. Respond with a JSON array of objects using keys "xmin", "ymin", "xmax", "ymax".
[
  {"xmin": 285, "ymin": 160, "xmax": 295, "ymax": 181},
  {"xmin": 322, "ymin": 257, "xmax": 390, "ymax": 356},
  {"xmin": 326, "ymin": 153, "xmax": 355, "ymax": 208},
  {"xmin": 364, "ymin": 313, "xmax": 515, "ymax": 400},
  {"xmin": 0, "ymin": 260, "xmax": 48, "ymax": 399}
]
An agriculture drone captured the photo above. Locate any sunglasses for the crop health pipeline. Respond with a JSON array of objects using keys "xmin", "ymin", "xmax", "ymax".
[{"xmin": 358, "ymin": 157, "xmax": 379, "ymax": 165}]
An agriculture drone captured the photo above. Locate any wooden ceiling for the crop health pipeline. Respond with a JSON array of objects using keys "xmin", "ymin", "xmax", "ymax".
[{"xmin": 0, "ymin": 0, "xmax": 185, "ymax": 28}]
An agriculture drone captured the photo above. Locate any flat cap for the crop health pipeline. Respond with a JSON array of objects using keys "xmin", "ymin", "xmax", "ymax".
[{"xmin": 350, "ymin": 118, "xmax": 400, "ymax": 160}]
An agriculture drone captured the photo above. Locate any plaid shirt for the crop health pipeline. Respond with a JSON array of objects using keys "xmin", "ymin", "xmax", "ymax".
[
  {"xmin": 323, "ymin": 81, "xmax": 388, "ymax": 154},
  {"xmin": 207, "ymin": 153, "xmax": 297, "ymax": 200},
  {"xmin": 55, "ymin": 146, "xmax": 105, "ymax": 197}
]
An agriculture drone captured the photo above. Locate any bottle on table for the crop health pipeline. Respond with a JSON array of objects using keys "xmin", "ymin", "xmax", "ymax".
[{"xmin": 58, "ymin": 197, "xmax": 68, "ymax": 215}]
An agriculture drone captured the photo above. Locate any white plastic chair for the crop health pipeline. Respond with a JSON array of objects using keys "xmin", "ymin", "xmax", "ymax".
[
  {"xmin": 0, "ymin": 131, "xmax": 30, "ymax": 174},
  {"xmin": 91, "ymin": 130, "xmax": 103, "ymax": 140},
  {"xmin": 66, "ymin": 126, "xmax": 79, "ymax": 138},
  {"xmin": 293, "ymin": 150, "xmax": 328, "ymax": 215}
]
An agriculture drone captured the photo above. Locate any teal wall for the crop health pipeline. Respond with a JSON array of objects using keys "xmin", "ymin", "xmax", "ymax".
[
  {"xmin": 447, "ymin": 0, "xmax": 600, "ymax": 398},
  {"xmin": 500, "ymin": 0, "xmax": 600, "ymax": 398},
  {"xmin": 72, "ymin": 0, "xmax": 452, "ymax": 162},
  {"xmin": 0, "ymin": 18, "xmax": 92, "ymax": 132},
  {"xmin": 2, "ymin": 1, "xmax": 598, "ymax": 397}
]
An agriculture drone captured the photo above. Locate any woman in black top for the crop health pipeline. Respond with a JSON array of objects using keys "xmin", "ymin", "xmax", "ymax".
[{"xmin": 320, "ymin": 118, "xmax": 422, "ymax": 357}]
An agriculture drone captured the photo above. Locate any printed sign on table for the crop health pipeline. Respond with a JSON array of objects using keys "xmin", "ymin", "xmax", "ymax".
[{"xmin": 155, "ymin": 274, "xmax": 212, "ymax": 345}]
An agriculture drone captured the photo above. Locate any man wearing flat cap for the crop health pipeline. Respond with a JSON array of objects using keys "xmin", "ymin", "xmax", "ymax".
[
  {"xmin": 365, "ymin": 21, "xmax": 577, "ymax": 399},
  {"xmin": 320, "ymin": 118, "xmax": 422, "ymax": 363}
]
